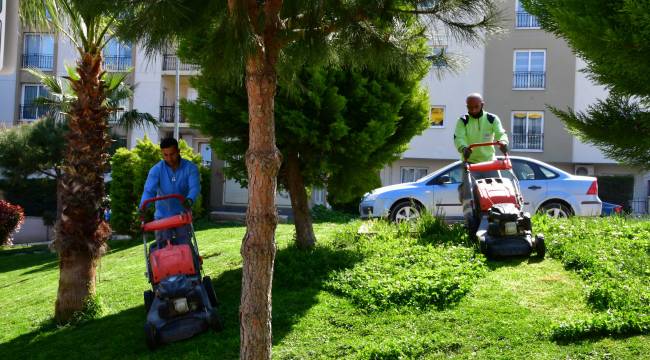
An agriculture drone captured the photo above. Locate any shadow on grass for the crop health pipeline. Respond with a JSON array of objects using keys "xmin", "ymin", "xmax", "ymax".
[{"xmin": 0, "ymin": 243, "xmax": 361, "ymax": 359}]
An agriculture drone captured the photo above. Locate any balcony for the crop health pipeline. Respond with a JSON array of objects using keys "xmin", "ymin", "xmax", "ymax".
[
  {"xmin": 19, "ymin": 104, "xmax": 53, "ymax": 121},
  {"xmin": 103, "ymin": 55, "xmax": 132, "ymax": 72},
  {"xmin": 515, "ymin": 11, "xmax": 540, "ymax": 29},
  {"xmin": 108, "ymin": 110, "xmax": 125, "ymax": 124},
  {"xmin": 162, "ymin": 54, "xmax": 200, "ymax": 72},
  {"xmin": 511, "ymin": 133, "xmax": 544, "ymax": 151},
  {"xmin": 22, "ymin": 54, "xmax": 54, "ymax": 70},
  {"xmin": 159, "ymin": 106, "xmax": 186, "ymax": 124},
  {"xmin": 513, "ymin": 71, "xmax": 546, "ymax": 89}
]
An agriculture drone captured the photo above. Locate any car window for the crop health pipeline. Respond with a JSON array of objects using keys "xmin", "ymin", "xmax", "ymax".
[
  {"xmin": 538, "ymin": 165, "xmax": 558, "ymax": 179},
  {"xmin": 512, "ymin": 160, "xmax": 537, "ymax": 180},
  {"xmin": 431, "ymin": 165, "xmax": 463, "ymax": 184}
]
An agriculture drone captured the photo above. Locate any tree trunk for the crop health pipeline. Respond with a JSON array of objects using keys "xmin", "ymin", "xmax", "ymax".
[
  {"xmin": 240, "ymin": 51, "xmax": 282, "ymax": 359},
  {"xmin": 54, "ymin": 52, "xmax": 111, "ymax": 323},
  {"xmin": 286, "ymin": 151, "xmax": 316, "ymax": 249}
]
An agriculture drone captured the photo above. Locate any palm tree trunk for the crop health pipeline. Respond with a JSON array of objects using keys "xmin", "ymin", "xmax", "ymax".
[
  {"xmin": 54, "ymin": 52, "xmax": 111, "ymax": 323},
  {"xmin": 240, "ymin": 48, "xmax": 282, "ymax": 359},
  {"xmin": 286, "ymin": 151, "xmax": 316, "ymax": 249}
]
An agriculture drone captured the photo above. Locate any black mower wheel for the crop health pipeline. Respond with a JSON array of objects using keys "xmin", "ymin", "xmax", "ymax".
[
  {"xmin": 535, "ymin": 234, "xmax": 546, "ymax": 259},
  {"xmin": 144, "ymin": 322, "xmax": 158, "ymax": 350},
  {"xmin": 144, "ymin": 290, "xmax": 154, "ymax": 314},
  {"xmin": 209, "ymin": 308, "xmax": 225, "ymax": 332},
  {"xmin": 203, "ymin": 276, "xmax": 219, "ymax": 307}
]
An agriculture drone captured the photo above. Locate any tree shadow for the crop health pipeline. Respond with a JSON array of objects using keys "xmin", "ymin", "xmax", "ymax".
[
  {"xmin": 0, "ymin": 244, "xmax": 361, "ymax": 359},
  {"xmin": 210, "ymin": 243, "xmax": 362, "ymax": 346},
  {"xmin": 0, "ymin": 247, "xmax": 56, "ymax": 274}
]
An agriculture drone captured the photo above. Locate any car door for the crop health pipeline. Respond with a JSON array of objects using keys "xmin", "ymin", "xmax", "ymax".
[
  {"xmin": 511, "ymin": 159, "xmax": 548, "ymax": 213},
  {"xmin": 429, "ymin": 165, "xmax": 464, "ymax": 221}
]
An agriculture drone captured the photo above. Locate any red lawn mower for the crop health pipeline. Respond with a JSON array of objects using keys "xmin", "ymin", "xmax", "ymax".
[
  {"xmin": 460, "ymin": 142, "xmax": 545, "ymax": 258},
  {"xmin": 140, "ymin": 194, "xmax": 223, "ymax": 350}
]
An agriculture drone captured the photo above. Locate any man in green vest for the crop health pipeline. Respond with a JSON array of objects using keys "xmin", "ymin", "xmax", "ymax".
[
  {"xmin": 454, "ymin": 93, "xmax": 509, "ymax": 163},
  {"xmin": 454, "ymin": 93, "xmax": 510, "ymax": 204}
]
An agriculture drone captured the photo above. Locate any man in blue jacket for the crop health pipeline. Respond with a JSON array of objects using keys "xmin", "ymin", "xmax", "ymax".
[{"xmin": 140, "ymin": 137, "xmax": 200, "ymax": 246}]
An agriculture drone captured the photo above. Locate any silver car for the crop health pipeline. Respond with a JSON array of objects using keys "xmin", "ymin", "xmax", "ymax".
[{"xmin": 359, "ymin": 156, "xmax": 602, "ymax": 222}]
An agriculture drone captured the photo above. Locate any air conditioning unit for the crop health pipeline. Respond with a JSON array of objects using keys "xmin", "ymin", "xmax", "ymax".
[{"xmin": 574, "ymin": 165, "xmax": 595, "ymax": 176}]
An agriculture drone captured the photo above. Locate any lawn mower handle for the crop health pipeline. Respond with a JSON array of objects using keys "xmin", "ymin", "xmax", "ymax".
[
  {"xmin": 140, "ymin": 194, "xmax": 188, "ymax": 213},
  {"xmin": 464, "ymin": 141, "xmax": 509, "ymax": 162}
]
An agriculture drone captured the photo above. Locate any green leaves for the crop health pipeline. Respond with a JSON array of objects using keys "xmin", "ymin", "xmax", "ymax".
[
  {"xmin": 326, "ymin": 215, "xmax": 486, "ymax": 311},
  {"xmin": 535, "ymin": 216, "xmax": 650, "ymax": 341}
]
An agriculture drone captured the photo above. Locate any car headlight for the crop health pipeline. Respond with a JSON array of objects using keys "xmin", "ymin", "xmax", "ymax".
[{"xmin": 363, "ymin": 192, "xmax": 378, "ymax": 202}]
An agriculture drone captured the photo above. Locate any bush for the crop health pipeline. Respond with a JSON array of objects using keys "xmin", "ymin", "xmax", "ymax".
[
  {"xmin": 0, "ymin": 200, "xmax": 25, "ymax": 246},
  {"xmin": 109, "ymin": 137, "xmax": 210, "ymax": 235},
  {"xmin": 326, "ymin": 216, "xmax": 486, "ymax": 311},
  {"xmin": 311, "ymin": 204, "xmax": 357, "ymax": 223},
  {"xmin": 535, "ymin": 215, "xmax": 650, "ymax": 341}
]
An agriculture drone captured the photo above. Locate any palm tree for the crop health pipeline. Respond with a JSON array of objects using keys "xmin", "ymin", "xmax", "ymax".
[
  {"xmin": 19, "ymin": 0, "xmax": 136, "ymax": 323},
  {"xmin": 111, "ymin": 1, "xmax": 501, "ymax": 357}
]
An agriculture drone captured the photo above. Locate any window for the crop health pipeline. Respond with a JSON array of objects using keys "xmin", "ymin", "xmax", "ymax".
[
  {"xmin": 429, "ymin": 106, "xmax": 445, "ymax": 127},
  {"xmin": 513, "ymin": 50, "xmax": 546, "ymax": 89},
  {"xmin": 426, "ymin": 35, "xmax": 449, "ymax": 68},
  {"xmin": 103, "ymin": 39, "xmax": 132, "ymax": 71},
  {"xmin": 511, "ymin": 160, "xmax": 557, "ymax": 180},
  {"xmin": 401, "ymin": 167, "xmax": 428, "ymax": 183},
  {"xmin": 23, "ymin": 33, "xmax": 54, "ymax": 70},
  {"xmin": 108, "ymin": 98, "xmax": 129, "ymax": 124},
  {"xmin": 21, "ymin": 84, "xmax": 51, "ymax": 120},
  {"xmin": 511, "ymin": 111, "xmax": 544, "ymax": 151},
  {"xmin": 199, "ymin": 143, "xmax": 212, "ymax": 166},
  {"xmin": 434, "ymin": 165, "xmax": 463, "ymax": 184},
  {"xmin": 515, "ymin": 0, "xmax": 540, "ymax": 29}
]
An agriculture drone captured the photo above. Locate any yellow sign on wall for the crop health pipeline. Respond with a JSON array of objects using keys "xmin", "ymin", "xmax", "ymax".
[{"xmin": 430, "ymin": 106, "xmax": 444, "ymax": 127}]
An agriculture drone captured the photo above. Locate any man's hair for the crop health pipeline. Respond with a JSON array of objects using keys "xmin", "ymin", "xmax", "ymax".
[
  {"xmin": 160, "ymin": 137, "xmax": 179, "ymax": 149},
  {"xmin": 466, "ymin": 93, "xmax": 484, "ymax": 103}
]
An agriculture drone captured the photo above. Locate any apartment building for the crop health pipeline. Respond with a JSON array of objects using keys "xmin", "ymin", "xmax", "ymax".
[
  {"xmin": 0, "ymin": 1, "xmax": 299, "ymax": 212},
  {"xmin": 384, "ymin": 0, "xmax": 650, "ymax": 212},
  {"xmin": 1, "ymin": 0, "xmax": 647, "ymax": 213}
]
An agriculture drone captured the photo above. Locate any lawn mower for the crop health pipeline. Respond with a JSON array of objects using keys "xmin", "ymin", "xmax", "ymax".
[
  {"xmin": 140, "ymin": 194, "xmax": 223, "ymax": 350},
  {"xmin": 460, "ymin": 142, "xmax": 545, "ymax": 258}
]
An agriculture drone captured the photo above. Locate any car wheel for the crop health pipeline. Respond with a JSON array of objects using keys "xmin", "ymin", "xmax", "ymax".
[
  {"xmin": 391, "ymin": 200, "xmax": 422, "ymax": 222},
  {"xmin": 539, "ymin": 202, "xmax": 572, "ymax": 218}
]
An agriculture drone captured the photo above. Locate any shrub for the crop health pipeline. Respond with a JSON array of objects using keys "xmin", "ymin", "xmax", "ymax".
[
  {"xmin": 535, "ymin": 215, "xmax": 650, "ymax": 341},
  {"xmin": 0, "ymin": 200, "xmax": 25, "ymax": 246},
  {"xmin": 311, "ymin": 204, "xmax": 357, "ymax": 223},
  {"xmin": 326, "ymin": 217, "xmax": 486, "ymax": 311}
]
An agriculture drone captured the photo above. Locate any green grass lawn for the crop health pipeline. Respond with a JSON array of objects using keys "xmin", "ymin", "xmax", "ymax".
[{"xmin": 0, "ymin": 217, "xmax": 648, "ymax": 359}]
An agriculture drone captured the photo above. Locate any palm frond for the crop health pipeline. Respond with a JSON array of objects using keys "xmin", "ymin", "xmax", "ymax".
[{"xmin": 113, "ymin": 110, "xmax": 158, "ymax": 130}]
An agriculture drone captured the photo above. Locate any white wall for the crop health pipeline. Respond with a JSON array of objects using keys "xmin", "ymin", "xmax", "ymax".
[
  {"xmin": 56, "ymin": 35, "xmax": 77, "ymax": 77},
  {"xmin": 131, "ymin": 44, "xmax": 161, "ymax": 145},
  {"xmin": 0, "ymin": 0, "xmax": 19, "ymax": 126},
  {"xmin": 401, "ymin": 37, "xmax": 485, "ymax": 160},
  {"xmin": 571, "ymin": 57, "xmax": 613, "ymax": 164}
]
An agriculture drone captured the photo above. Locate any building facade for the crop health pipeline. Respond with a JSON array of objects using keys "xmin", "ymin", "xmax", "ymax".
[
  {"xmin": 1, "ymin": 0, "xmax": 648, "ymax": 213},
  {"xmin": 385, "ymin": 0, "xmax": 649, "ymax": 212}
]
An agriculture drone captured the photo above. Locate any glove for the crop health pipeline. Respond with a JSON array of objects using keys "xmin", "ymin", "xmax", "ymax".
[
  {"xmin": 182, "ymin": 198, "xmax": 194, "ymax": 209},
  {"xmin": 498, "ymin": 141, "xmax": 509, "ymax": 154},
  {"xmin": 462, "ymin": 146, "xmax": 472, "ymax": 160}
]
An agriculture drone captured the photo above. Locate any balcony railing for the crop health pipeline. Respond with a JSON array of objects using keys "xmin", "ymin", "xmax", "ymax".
[
  {"xmin": 103, "ymin": 55, "xmax": 132, "ymax": 71},
  {"xmin": 515, "ymin": 11, "xmax": 540, "ymax": 28},
  {"xmin": 22, "ymin": 54, "xmax": 54, "ymax": 70},
  {"xmin": 159, "ymin": 105, "xmax": 186, "ymax": 123},
  {"xmin": 20, "ymin": 104, "xmax": 53, "ymax": 120},
  {"xmin": 513, "ymin": 71, "xmax": 546, "ymax": 89},
  {"xmin": 511, "ymin": 133, "xmax": 544, "ymax": 151},
  {"xmin": 162, "ymin": 54, "xmax": 200, "ymax": 72},
  {"xmin": 108, "ymin": 110, "xmax": 125, "ymax": 124}
]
